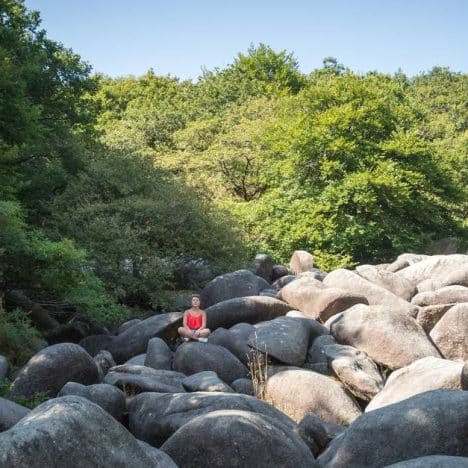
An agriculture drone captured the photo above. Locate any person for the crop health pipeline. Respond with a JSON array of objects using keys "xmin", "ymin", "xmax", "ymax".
[{"xmin": 178, "ymin": 295, "xmax": 211, "ymax": 342}]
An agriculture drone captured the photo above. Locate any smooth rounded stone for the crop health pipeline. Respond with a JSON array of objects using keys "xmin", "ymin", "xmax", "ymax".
[
  {"xmin": 93, "ymin": 350, "xmax": 116, "ymax": 377},
  {"xmin": 355, "ymin": 264, "xmax": 416, "ymax": 301},
  {"xmin": 279, "ymin": 275, "xmax": 323, "ymax": 304},
  {"xmin": 412, "ymin": 285, "xmax": 468, "ymax": 306},
  {"xmin": 144, "ymin": 337, "xmax": 173, "ymax": 370},
  {"xmin": 290, "ymin": 250, "xmax": 314, "ymax": 274},
  {"xmin": 273, "ymin": 274, "xmax": 296, "ymax": 289},
  {"xmin": 182, "ymin": 371, "xmax": 233, "ymax": 393},
  {"xmin": 323, "ymin": 269, "xmax": 418, "ymax": 317},
  {"xmin": 298, "ymin": 413, "xmax": 345, "ymax": 456},
  {"xmin": 231, "ymin": 378, "xmax": 254, "ymax": 395},
  {"xmin": 306, "ymin": 335, "xmax": 337, "ymax": 364},
  {"xmin": 323, "ymin": 344, "xmax": 384, "ymax": 400},
  {"xmin": 0, "ymin": 396, "xmax": 173, "ymax": 468},
  {"xmin": 272, "ymin": 264, "xmax": 289, "ymax": 281},
  {"xmin": 0, "ymin": 356, "xmax": 8, "ymax": 380},
  {"xmin": 205, "ymin": 296, "xmax": 293, "ymax": 330},
  {"xmin": 208, "ymin": 327, "xmax": 252, "ymax": 365},
  {"xmin": 366, "ymin": 357, "xmax": 464, "ymax": 412},
  {"xmin": 287, "ymin": 310, "xmax": 307, "ymax": 317},
  {"xmin": 462, "ymin": 363, "xmax": 468, "ymax": 390},
  {"xmin": 430, "ymin": 303, "xmax": 468, "ymax": 361},
  {"xmin": 396, "ymin": 254, "xmax": 468, "ymax": 286},
  {"xmin": 10, "ymin": 343, "xmax": 100, "ymax": 399},
  {"xmin": 417, "ymin": 304, "xmax": 454, "ymax": 332},
  {"xmin": 439, "ymin": 264, "xmax": 468, "ymax": 288},
  {"xmin": 104, "ymin": 365, "xmax": 186, "ymax": 393},
  {"xmin": 318, "ymin": 390, "xmax": 468, "ymax": 468},
  {"xmin": 117, "ymin": 318, "xmax": 142, "ymax": 335},
  {"xmin": 58, "ymin": 382, "xmax": 126, "ymax": 422},
  {"xmin": 265, "ymin": 369, "xmax": 362, "ymax": 424},
  {"xmin": 329, "ymin": 304, "xmax": 441, "ymax": 369},
  {"xmin": 79, "ymin": 334, "xmax": 114, "ymax": 357},
  {"xmin": 415, "ymin": 278, "xmax": 441, "ymax": 293},
  {"xmin": 125, "ymin": 353, "xmax": 146, "ymax": 366},
  {"xmin": 385, "ymin": 254, "xmax": 428, "ymax": 273},
  {"xmin": 386, "ymin": 456, "xmax": 468, "ymax": 467},
  {"xmin": 200, "ymin": 269, "xmax": 271, "ymax": 308},
  {"xmin": 302, "ymin": 362, "xmax": 332, "ymax": 375},
  {"xmin": 174, "ymin": 342, "xmax": 248, "ymax": 384},
  {"xmin": 161, "ymin": 409, "xmax": 317, "ymax": 468},
  {"xmin": 259, "ymin": 288, "xmax": 278, "ymax": 297},
  {"xmin": 249, "ymin": 316, "xmax": 312, "ymax": 366},
  {"xmin": 252, "ymin": 253, "xmax": 274, "ymax": 281},
  {"xmin": 0, "ymin": 397, "xmax": 30, "ymax": 432},
  {"xmin": 128, "ymin": 391, "xmax": 298, "ymax": 447},
  {"xmin": 136, "ymin": 440, "xmax": 178, "ymax": 468}
]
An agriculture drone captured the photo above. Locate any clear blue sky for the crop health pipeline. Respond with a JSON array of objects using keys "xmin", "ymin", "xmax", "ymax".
[{"xmin": 25, "ymin": 0, "xmax": 468, "ymax": 80}]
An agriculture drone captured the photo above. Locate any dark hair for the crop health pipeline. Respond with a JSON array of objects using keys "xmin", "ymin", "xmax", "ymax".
[{"xmin": 191, "ymin": 294, "xmax": 200, "ymax": 299}]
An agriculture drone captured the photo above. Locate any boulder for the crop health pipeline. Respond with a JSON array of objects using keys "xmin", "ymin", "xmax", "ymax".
[
  {"xmin": 355, "ymin": 264, "xmax": 415, "ymax": 300},
  {"xmin": 205, "ymin": 296, "xmax": 293, "ymax": 330},
  {"xmin": 125, "ymin": 354, "xmax": 146, "ymax": 366},
  {"xmin": 248, "ymin": 316, "xmax": 311, "ymax": 366},
  {"xmin": 439, "ymin": 264, "xmax": 468, "ymax": 288},
  {"xmin": 10, "ymin": 343, "xmax": 100, "ymax": 399},
  {"xmin": 411, "ymin": 285, "xmax": 468, "ymax": 306},
  {"xmin": 366, "ymin": 357, "xmax": 464, "ymax": 412},
  {"xmin": 117, "ymin": 318, "xmax": 142, "ymax": 335},
  {"xmin": 318, "ymin": 390, "xmax": 468, "ymax": 468},
  {"xmin": 305, "ymin": 334, "xmax": 337, "ymax": 372},
  {"xmin": 416, "ymin": 304, "xmax": 454, "ymax": 333},
  {"xmin": 259, "ymin": 288, "xmax": 278, "ymax": 297},
  {"xmin": 144, "ymin": 337, "xmax": 173, "ymax": 370},
  {"xmin": 323, "ymin": 269, "xmax": 417, "ymax": 316},
  {"xmin": 78, "ymin": 334, "xmax": 114, "ymax": 357},
  {"xmin": 173, "ymin": 342, "xmax": 248, "ymax": 384},
  {"xmin": 430, "ymin": 303, "xmax": 468, "ymax": 361},
  {"xmin": 208, "ymin": 326, "xmax": 253, "ymax": 365},
  {"xmin": 385, "ymin": 254, "xmax": 429, "ymax": 273},
  {"xmin": 252, "ymin": 253, "xmax": 274, "ymax": 281},
  {"xmin": 200, "ymin": 269, "xmax": 271, "ymax": 308},
  {"xmin": 273, "ymin": 274, "xmax": 296, "ymax": 289},
  {"xmin": 329, "ymin": 304, "xmax": 440, "ymax": 369},
  {"xmin": 0, "ymin": 396, "xmax": 175, "ymax": 467},
  {"xmin": 93, "ymin": 350, "xmax": 116, "ymax": 377},
  {"xmin": 104, "ymin": 365, "xmax": 186, "ymax": 393},
  {"xmin": 386, "ymin": 456, "xmax": 468, "ymax": 467},
  {"xmin": 58, "ymin": 382, "xmax": 126, "ymax": 422},
  {"xmin": 0, "ymin": 397, "xmax": 30, "ymax": 432},
  {"xmin": 272, "ymin": 264, "xmax": 289, "ymax": 281},
  {"xmin": 128, "ymin": 391, "xmax": 297, "ymax": 447},
  {"xmin": 290, "ymin": 250, "xmax": 314, "ymax": 274},
  {"xmin": 0, "ymin": 356, "xmax": 8, "ymax": 380},
  {"xmin": 231, "ymin": 378, "xmax": 254, "ymax": 395},
  {"xmin": 182, "ymin": 371, "xmax": 233, "ymax": 393},
  {"xmin": 415, "ymin": 278, "xmax": 440, "ymax": 293},
  {"xmin": 161, "ymin": 409, "xmax": 317, "ymax": 468},
  {"xmin": 265, "ymin": 369, "xmax": 362, "ymax": 424}
]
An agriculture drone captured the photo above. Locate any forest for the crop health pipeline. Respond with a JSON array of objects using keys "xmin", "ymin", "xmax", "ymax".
[{"xmin": 1, "ymin": 0, "xmax": 467, "ymax": 367}]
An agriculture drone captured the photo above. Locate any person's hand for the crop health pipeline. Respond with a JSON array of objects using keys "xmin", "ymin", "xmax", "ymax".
[{"xmin": 194, "ymin": 329, "xmax": 200, "ymax": 337}]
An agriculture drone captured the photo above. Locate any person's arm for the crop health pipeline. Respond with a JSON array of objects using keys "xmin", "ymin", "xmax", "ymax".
[
  {"xmin": 201, "ymin": 310, "xmax": 207, "ymax": 329},
  {"xmin": 182, "ymin": 311, "xmax": 188, "ymax": 329}
]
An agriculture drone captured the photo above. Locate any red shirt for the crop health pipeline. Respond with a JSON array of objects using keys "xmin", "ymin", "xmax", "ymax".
[{"xmin": 186, "ymin": 312, "xmax": 203, "ymax": 330}]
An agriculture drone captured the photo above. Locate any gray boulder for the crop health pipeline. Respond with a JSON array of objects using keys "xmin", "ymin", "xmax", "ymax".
[
  {"xmin": 128, "ymin": 391, "xmax": 297, "ymax": 447},
  {"xmin": 104, "ymin": 365, "xmax": 186, "ymax": 393},
  {"xmin": 161, "ymin": 409, "xmax": 317, "ymax": 468},
  {"xmin": 272, "ymin": 264, "xmax": 289, "ymax": 281},
  {"xmin": 58, "ymin": 382, "xmax": 126, "ymax": 422},
  {"xmin": 231, "ymin": 378, "xmax": 254, "ymax": 395},
  {"xmin": 411, "ymin": 285, "xmax": 468, "ymax": 306},
  {"xmin": 273, "ymin": 274, "xmax": 296, "ymax": 289},
  {"xmin": 10, "ymin": 343, "xmax": 100, "ymax": 399},
  {"xmin": 0, "ymin": 356, "xmax": 8, "ymax": 380},
  {"xmin": 386, "ymin": 456, "xmax": 468, "ymax": 467},
  {"xmin": 265, "ymin": 369, "xmax": 362, "ymax": 424},
  {"xmin": 182, "ymin": 371, "xmax": 233, "ymax": 393},
  {"xmin": 173, "ymin": 342, "xmax": 248, "ymax": 384},
  {"xmin": 208, "ymin": 326, "xmax": 253, "ymax": 365},
  {"xmin": 144, "ymin": 337, "xmax": 173, "ymax": 370},
  {"xmin": 78, "ymin": 334, "xmax": 114, "ymax": 357},
  {"xmin": 305, "ymin": 335, "xmax": 337, "ymax": 374},
  {"xmin": 318, "ymin": 390, "xmax": 468, "ymax": 468},
  {"xmin": 329, "ymin": 304, "xmax": 440, "ymax": 369},
  {"xmin": 124, "ymin": 353, "xmax": 146, "ymax": 366},
  {"xmin": 93, "ymin": 350, "xmax": 116, "ymax": 377},
  {"xmin": 0, "ymin": 397, "xmax": 30, "ymax": 432},
  {"xmin": 430, "ymin": 303, "xmax": 468, "ymax": 361},
  {"xmin": 205, "ymin": 295, "xmax": 293, "ymax": 330},
  {"xmin": 117, "ymin": 318, "xmax": 142, "ymax": 335},
  {"xmin": 200, "ymin": 269, "xmax": 271, "ymax": 308},
  {"xmin": 0, "ymin": 396, "xmax": 174, "ymax": 467},
  {"xmin": 290, "ymin": 250, "xmax": 315, "ymax": 274},
  {"xmin": 252, "ymin": 253, "xmax": 274, "ymax": 281},
  {"xmin": 366, "ymin": 357, "xmax": 464, "ymax": 412}
]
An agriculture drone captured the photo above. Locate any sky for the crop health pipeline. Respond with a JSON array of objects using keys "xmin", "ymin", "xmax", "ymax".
[{"xmin": 25, "ymin": 0, "xmax": 468, "ymax": 80}]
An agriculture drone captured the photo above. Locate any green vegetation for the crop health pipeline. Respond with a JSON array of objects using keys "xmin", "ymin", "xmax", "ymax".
[{"xmin": 0, "ymin": 1, "xmax": 466, "ymax": 366}]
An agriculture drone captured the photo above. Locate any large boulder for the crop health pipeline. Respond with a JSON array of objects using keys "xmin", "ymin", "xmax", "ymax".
[
  {"xmin": 208, "ymin": 325, "xmax": 253, "ymax": 365},
  {"xmin": 182, "ymin": 371, "xmax": 233, "ymax": 393},
  {"xmin": 200, "ymin": 269, "xmax": 271, "ymax": 307},
  {"xmin": 430, "ymin": 303, "xmax": 468, "ymax": 361},
  {"xmin": 205, "ymin": 296, "xmax": 293, "ymax": 330},
  {"xmin": 125, "ymin": 354, "xmax": 146, "ymax": 366},
  {"xmin": 252, "ymin": 253, "xmax": 274, "ymax": 281},
  {"xmin": 272, "ymin": 264, "xmax": 289, "ymax": 281},
  {"xmin": 355, "ymin": 264, "xmax": 415, "ymax": 301},
  {"xmin": 290, "ymin": 250, "xmax": 314, "ymax": 274},
  {"xmin": 265, "ymin": 369, "xmax": 362, "ymax": 424},
  {"xmin": 318, "ymin": 390, "xmax": 468, "ymax": 468},
  {"xmin": 93, "ymin": 350, "xmax": 116, "ymax": 377},
  {"xmin": 323, "ymin": 269, "xmax": 417, "ymax": 316},
  {"xmin": 117, "ymin": 318, "xmax": 142, "ymax": 335},
  {"xmin": 0, "ymin": 397, "xmax": 30, "ymax": 432},
  {"xmin": 173, "ymin": 342, "xmax": 248, "ymax": 384},
  {"xmin": 10, "ymin": 343, "xmax": 100, "ymax": 399},
  {"xmin": 329, "ymin": 304, "xmax": 440, "ymax": 369},
  {"xmin": 439, "ymin": 264, "xmax": 468, "ymax": 288},
  {"xmin": 386, "ymin": 456, "xmax": 468, "ymax": 467},
  {"xmin": 385, "ymin": 253, "xmax": 428, "ymax": 273},
  {"xmin": 231, "ymin": 378, "xmax": 254, "ymax": 395},
  {"xmin": 0, "ymin": 396, "xmax": 176, "ymax": 467},
  {"xmin": 128, "ymin": 391, "xmax": 297, "ymax": 447},
  {"xmin": 144, "ymin": 338, "xmax": 173, "ymax": 370},
  {"xmin": 78, "ymin": 334, "xmax": 114, "ymax": 357},
  {"xmin": 416, "ymin": 304, "xmax": 454, "ymax": 332},
  {"xmin": 161, "ymin": 409, "xmax": 317, "ymax": 468},
  {"xmin": 0, "ymin": 356, "xmax": 8, "ymax": 380},
  {"xmin": 248, "ymin": 316, "xmax": 311, "ymax": 366},
  {"xmin": 58, "ymin": 382, "xmax": 126, "ymax": 422},
  {"xmin": 366, "ymin": 357, "xmax": 464, "ymax": 412},
  {"xmin": 104, "ymin": 365, "xmax": 186, "ymax": 393},
  {"xmin": 411, "ymin": 285, "xmax": 468, "ymax": 306}
]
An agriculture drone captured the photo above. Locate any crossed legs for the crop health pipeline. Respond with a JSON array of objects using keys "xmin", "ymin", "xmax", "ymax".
[{"xmin": 178, "ymin": 326, "xmax": 211, "ymax": 340}]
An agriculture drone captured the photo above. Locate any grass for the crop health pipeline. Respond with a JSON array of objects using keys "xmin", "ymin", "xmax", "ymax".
[{"xmin": 0, "ymin": 378, "xmax": 49, "ymax": 409}]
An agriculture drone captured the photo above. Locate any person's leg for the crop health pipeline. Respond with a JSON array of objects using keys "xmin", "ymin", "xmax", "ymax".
[
  {"xmin": 198, "ymin": 328, "xmax": 211, "ymax": 337},
  {"xmin": 178, "ymin": 326, "xmax": 193, "ymax": 339}
]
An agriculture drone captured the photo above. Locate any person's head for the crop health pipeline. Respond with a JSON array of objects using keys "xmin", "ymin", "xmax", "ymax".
[{"xmin": 191, "ymin": 294, "xmax": 200, "ymax": 308}]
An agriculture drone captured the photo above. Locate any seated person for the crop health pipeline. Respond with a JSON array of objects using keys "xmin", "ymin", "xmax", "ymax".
[{"xmin": 178, "ymin": 295, "xmax": 211, "ymax": 342}]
